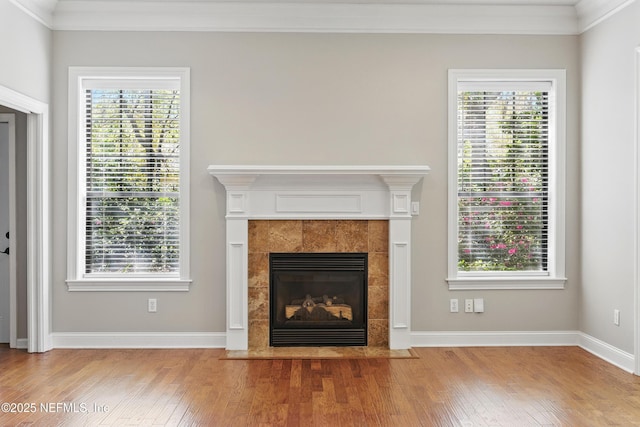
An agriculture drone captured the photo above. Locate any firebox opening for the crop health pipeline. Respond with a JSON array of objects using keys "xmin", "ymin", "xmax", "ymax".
[{"xmin": 270, "ymin": 253, "xmax": 368, "ymax": 347}]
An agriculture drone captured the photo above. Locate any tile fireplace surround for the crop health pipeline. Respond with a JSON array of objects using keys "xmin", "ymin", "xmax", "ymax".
[{"xmin": 208, "ymin": 165, "xmax": 430, "ymax": 351}]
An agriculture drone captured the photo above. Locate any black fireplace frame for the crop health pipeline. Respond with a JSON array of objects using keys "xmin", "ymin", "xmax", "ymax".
[{"xmin": 269, "ymin": 252, "xmax": 368, "ymax": 347}]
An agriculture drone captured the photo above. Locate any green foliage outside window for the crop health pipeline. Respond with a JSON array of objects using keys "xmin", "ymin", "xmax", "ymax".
[
  {"xmin": 457, "ymin": 91, "xmax": 548, "ymax": 272},
  {"xmin": 84, "ymin": 89, "xmax": 180, "ymax": 274}
]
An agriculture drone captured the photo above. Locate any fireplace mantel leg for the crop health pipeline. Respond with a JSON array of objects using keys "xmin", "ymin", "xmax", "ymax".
[
  {"xmin": 226, "ymin": 218, "xmax": 249, "ymax": 350},
  {"xmin": 389, "ymin": 218, "xmax": 412, "ymax": 349},
  {"xmin": 384, "ymin": 179, "xmax": 418, "ymax": 350}
]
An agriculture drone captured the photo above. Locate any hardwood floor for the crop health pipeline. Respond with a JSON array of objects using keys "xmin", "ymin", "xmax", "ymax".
[{"xmin": 1, "ymin": 345, "xmax": 639, "ymax": 426}]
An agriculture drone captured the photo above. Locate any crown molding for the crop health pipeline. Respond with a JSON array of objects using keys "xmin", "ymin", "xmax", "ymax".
[
  {"xmin": 575, "ymin": 0, "xmax": 637, "ymax": 32},
  {"xmin": 10, "ymin": 0, "xmax": 56, "ymax": 27},
  {"xmin": 9, "ymin": 0, "xmax": 636, "ymax": 34},
  {"xmin": 53, "ymin": 0, "xmax": 580, "ymax": 34}
]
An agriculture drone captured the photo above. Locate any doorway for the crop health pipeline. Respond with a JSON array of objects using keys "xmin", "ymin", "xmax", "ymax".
[
  {"xmin": 636, "ymin": 46, "xmax": 640, "ymax": 376},
  {"xmin": 0, "ymin": 85, "xmax": 50, "ymax": 353},
  {"xmin": 0, "ymin": 115, "xmax": 15, "ymax": 345}
]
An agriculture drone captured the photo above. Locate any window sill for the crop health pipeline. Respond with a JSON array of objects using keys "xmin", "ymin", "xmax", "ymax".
[
  {"xmin": 66, "ymin": 279, "xmax": 192, "ymax": 292},
  {"xmin": 446, "ymin": 276, "xmax": 566, "ymax": 290}
]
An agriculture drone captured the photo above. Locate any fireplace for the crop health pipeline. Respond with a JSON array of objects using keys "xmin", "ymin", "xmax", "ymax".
[
  {"xmin": 270, "ymin": 253, "xmax": 368, "ymax": 346},
  {"xmin": 207, "ymin": 165, "xmax": 429, "ymax": 350}
]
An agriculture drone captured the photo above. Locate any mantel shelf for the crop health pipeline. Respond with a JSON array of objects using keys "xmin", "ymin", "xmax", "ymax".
[
  {"xmin": 207, "ymin": 165, "xmax": 430, "ymax": 176},
  {"xmin": 207, "ymin": 165, "xmax": 430, "ymax": 190}
]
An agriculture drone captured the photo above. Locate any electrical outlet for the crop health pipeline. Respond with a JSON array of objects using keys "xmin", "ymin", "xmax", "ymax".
[
  {"xmin": 464, "ymin": 299, "xmax": 474, "ymax": 313},
  {"xmin": 614, "ymin": 309, "xmax": 620, "ymax": 326},
  {"xmin": 148, "ymin": 298, "xmax": 157, "ymax": 313},
  {"xmin": 474, "ymin": 298, "xmax": 484, "ymax": 313},
  {"xmin": 450, "ymin": 298, "xmax": 459, "ymax": 313}
]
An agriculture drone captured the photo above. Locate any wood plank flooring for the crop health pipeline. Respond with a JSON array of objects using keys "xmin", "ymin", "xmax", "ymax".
[{"xmin": 1, "ymin": 345, "xmax": 639, "ymax": 426}]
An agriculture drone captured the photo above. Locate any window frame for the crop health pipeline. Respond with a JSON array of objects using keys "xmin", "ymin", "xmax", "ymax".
[
  {"xmin": 66, "ymin": 67, "xmax": 191, "ymax": 291},
  {"xmin": 447, "ymin": 69, "xmax": 567, "ymax": 290}
]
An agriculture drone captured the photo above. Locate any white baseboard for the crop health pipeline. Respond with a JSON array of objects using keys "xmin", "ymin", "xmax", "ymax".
[
  {"xmin": 44, "ymin": 330, "xmax": 636, "ymax": 374},
  {"xmin": 411, "ymin": 330, "xmax": 581, "ymax": 347},
  {"xmin": 578, "ymin": 332, "xmax": 635, "ymax": 373},
  {"xmin": 411, "ymin": 330, "xmax": 635, "ymax": 374},
  {"xmin": 16, "ymin": 338, "xmax": 28, "ymax": 349},
  {"xmin": 50, "ymin": 332, "xmax": 226, "ymax": 349}
]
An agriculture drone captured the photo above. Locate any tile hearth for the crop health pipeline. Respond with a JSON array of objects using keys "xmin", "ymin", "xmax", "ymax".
[
  {"xmin": 248, "ymin": 220, "xmax": 389, "ymax": 351},
  {"xmin": 220, "ymin": 346, "xmax": 418, "ymax": 360}
]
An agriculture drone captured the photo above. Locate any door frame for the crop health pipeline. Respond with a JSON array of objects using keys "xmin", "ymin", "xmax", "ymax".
[
  {"xmin": 0, "ymin": 85, "xmax": 50, "ymax": 353},
  {"xmin": 0, "ymin": 114, "xmax": 16, "ymax": 348},
  {"xmin": 636, "ymin": 46, "xmax": 640, "ymax": 376}
]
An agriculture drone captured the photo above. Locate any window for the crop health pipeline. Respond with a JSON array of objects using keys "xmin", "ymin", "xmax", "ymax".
[
  {"xmin": 67, "ymin": 68, "xmax": 191, "ymax": 291},
  {"xmin": 447, "ymin": 70, "xmax": 566, "ymax": 290}
]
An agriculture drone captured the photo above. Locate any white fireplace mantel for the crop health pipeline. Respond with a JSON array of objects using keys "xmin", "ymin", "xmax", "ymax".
[{"xmin": 208, "ymin": 165, "xmax": 430, "ymax": 350}]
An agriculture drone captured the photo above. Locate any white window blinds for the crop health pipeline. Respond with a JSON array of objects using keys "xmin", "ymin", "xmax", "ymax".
[
  {"xmin": 82, "ymin": 83, "xmax": 181, "ymax": 275},
  {"xmin": 456, "ymin": 82, "xmax": 551, "ymax": 273}
]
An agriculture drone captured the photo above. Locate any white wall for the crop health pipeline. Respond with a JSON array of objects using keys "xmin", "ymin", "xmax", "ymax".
[
  {"xmin": 51, "ymin": 31, "xmax": 580, "ymax": 336},
  {"xmin": 580, "ymin": 2, "xmax": 640, "ymax": 354},
  {"xmin": 0, "ymin": 1, "xmax": 51, "ymax": 103}
]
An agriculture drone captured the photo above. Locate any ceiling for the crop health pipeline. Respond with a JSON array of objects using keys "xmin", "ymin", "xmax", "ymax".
[{"xmin": 10, "ymin": 0, "xmax": 634, "ymax": 34}]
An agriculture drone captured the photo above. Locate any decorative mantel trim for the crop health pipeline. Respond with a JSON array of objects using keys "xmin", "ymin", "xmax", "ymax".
[
  {"xmin": 208, "ymin": 165, "xmax": 429, "ymax": 350},
  {"xmin": 208, "ymin": 165, "xmax": 430, "ymax": 220}
]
